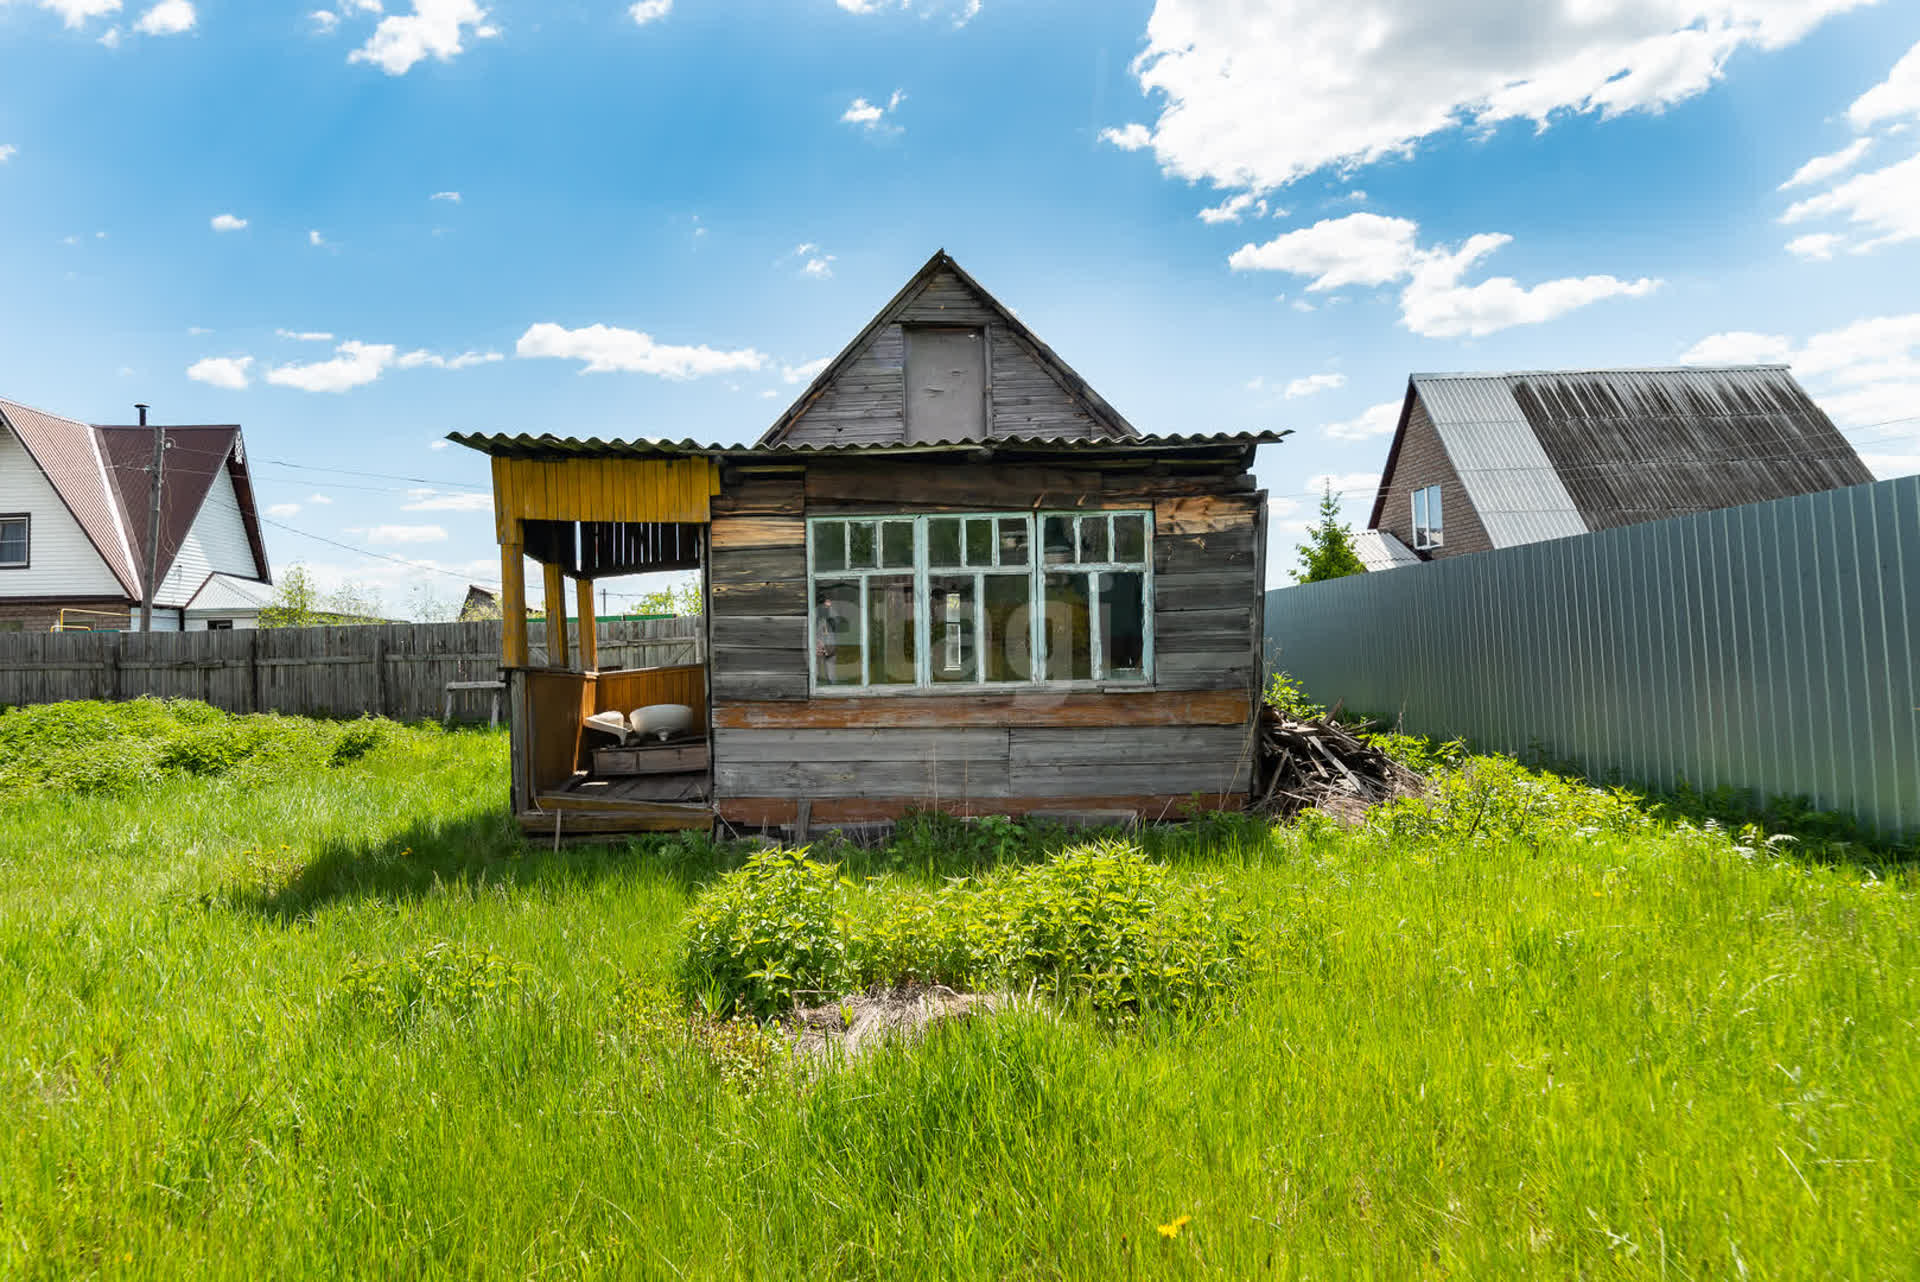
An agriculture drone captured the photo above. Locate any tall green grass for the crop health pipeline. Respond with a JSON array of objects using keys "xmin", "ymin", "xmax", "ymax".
[{"xmin": 0, "ymin": 709, "xmax": 1915, "ymax": 1277}]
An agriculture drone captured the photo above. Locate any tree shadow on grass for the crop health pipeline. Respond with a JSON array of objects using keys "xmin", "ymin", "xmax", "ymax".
[{"xmin": 226, "ymin": 805, "xmax": 748, "ymax": 922}]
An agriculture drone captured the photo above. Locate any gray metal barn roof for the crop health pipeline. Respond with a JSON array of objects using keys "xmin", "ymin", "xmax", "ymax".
[{"xmin": 1379, "ymin": 366, "xmax": 1872, "ymax": 548}]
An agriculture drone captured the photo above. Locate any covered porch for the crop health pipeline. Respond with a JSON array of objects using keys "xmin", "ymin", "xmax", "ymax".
[{"xmin": 491, "ymin": 453, "xmax": 718, "ymax": 836}]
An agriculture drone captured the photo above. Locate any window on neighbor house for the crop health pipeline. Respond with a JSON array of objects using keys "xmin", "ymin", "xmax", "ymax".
[
  {"xmin": 0, "ymin": 515, "xmax": 27, "ymax": 568},
  {"xmin": 1412, "ymin": 485, "xmax": 1444, "ymax": 551},
  {"xmin": 807, "ymin": 511, "xmax": 1152, "ymax": 690},
  {"xmin": 205, "ymin": 619, "xmax": 235, "ymax": 631}
]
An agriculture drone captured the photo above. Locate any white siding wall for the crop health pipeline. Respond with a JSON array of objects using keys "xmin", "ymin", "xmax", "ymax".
[
  {"xmin": 154, "ymin": 465, "xmax": 258, "ymax": 606},
  {"xmin": 0, "ymin": 423, "xmax": 128, "ymax": 598}
]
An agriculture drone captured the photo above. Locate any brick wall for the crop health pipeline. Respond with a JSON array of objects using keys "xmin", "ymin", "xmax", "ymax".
[
  {"xmin": 0, "ymin": 599, "xmax": 132, "ymax": 633},
  {"xmin": 1372, "ymin": 397, "xmax": 1492, "ymax": 560}
]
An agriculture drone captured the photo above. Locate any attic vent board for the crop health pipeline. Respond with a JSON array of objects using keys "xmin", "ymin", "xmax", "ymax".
[{"xmin": 904, "ymin": 325, "xmax": 986, "ymax": 444}]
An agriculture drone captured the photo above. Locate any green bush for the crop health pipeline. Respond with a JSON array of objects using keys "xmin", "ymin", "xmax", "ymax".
[
  {"xmin": 337, "ymin": 939, "xmax": 533, "ymax": 1029},
  {"xmin": 682, "ymin": 841, "xmax": 1251, "ymax": 1019},
  {"xmin": 1373, "ymin": 753, "xmax": 1653, "ymax": 849}
]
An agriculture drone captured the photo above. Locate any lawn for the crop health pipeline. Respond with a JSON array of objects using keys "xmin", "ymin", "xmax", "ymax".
[{"xmin": 1, "ymin": 702, "xmax": 1915, "ymax": 1278}]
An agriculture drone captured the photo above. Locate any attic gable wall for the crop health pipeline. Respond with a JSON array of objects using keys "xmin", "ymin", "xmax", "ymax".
[{"xmin": 780, "ymin": 266, "xmax": 1102, "ymax": 447}]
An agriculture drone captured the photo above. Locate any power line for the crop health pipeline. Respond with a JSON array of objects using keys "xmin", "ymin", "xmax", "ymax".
[
  {"xmin": 259, "ymin": 458, "xmax": 489, "ymax": 492},
  {"xmin": 260, "ymin": 515, "xmax": 500, "ymax": 587}
]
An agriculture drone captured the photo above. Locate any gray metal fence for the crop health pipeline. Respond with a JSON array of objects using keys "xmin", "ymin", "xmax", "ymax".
[
  {"xmin": 0, "ymin": 617, "xmax": 703, "ymax": 722},
  {"xmin": 1265, "ymin": 476, "xmax": 1919, "ymax": 839}
]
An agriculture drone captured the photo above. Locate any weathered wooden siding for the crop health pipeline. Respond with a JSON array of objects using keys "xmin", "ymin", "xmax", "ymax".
[
  {"xmin": 707, "ymin": 454, "xmax": 1263, "ymax": 818},
  {"xmin": 781, "ymin": 267, "xmax": 1102, "ymax": 446}
]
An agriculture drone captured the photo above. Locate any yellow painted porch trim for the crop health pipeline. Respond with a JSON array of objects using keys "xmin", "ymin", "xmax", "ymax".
[{"xmin": 490, "ymin": 456, "xmax": 719, "ymax": 542}]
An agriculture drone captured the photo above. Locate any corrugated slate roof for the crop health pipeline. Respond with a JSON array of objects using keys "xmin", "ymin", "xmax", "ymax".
[
  {"xmin": 1352, "ymin": 528, "xmax": 1421, "ymax": 572},
  {"xmin": 446, "ymin": 428, "xmax": 1288, "ymax": 460},
  {"xmin": 0, "ymin": 396, "xmax": 142, "ymax": 595},
  {"xmin": 1379, "ymin": 366, "xmax": 1871, "ymax": 549},
  {"xmin": 186, "ymin": 572, "xmax": 273, "ymax": 612}
]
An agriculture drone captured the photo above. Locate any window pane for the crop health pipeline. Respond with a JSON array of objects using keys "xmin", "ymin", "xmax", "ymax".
[
  {"xmin": 847, "ymin": 521, "xmax": 876, "ymax": 569},
  {"xmin": 997, "ymin": 517, "xmax": 1028, "ymax": 566},
  {"xmin": 1427, "ymin": 488, "xmax": 1443, "ymax": 544},
  {"xmin": 1112, "ymin": 513, "xmax": 1146, "ymax": 563},
  {"xmin": 1043, "ymin": 516, "xmax": 1075, "ymax": 565},
  {"xmin": 928, "ymin": 574, "xmax": 977, "ymax": 683},
  {"xmin": 0, "ymin": 519, "xmax": 25, "ymax": 565},
  {"xmin": 1100, "ymin": 571, "xmax": 1147, "ymax": 681},
  {"xmin": 814, "ymin": 580, "xmax": 862, "ymax": 685},
  {"xmin": 1412, "ymin": 488, "xmax": 1426, "ymax": 537},
  {"xmin": 964, "ymin": 517, "xmax": 993, "ymax": 567},
  {"xmin": 881, "ymin": 520, "xmax": 914, "ymax": 568},
  {"xmin": 1042, "ymin": 572, "xmax": 1093, "ymax": 681},
  {"xmin": 929, "ymin": 517, "xmax": 963, "ymax": 567},
  {"xmin": 984, "ymin": 574, "xmax": 1032, "ymax": 682},
  {"xmin": 813, "ymin": 522, "xmax": 846, "ymax": 573},
  {"xmin": 865, "ymin": 575, "xmax": 916, "ymax": 684},
  {"xmin": 1078, "ymin": 515, "xmax": 1108, "ymax": 564}
]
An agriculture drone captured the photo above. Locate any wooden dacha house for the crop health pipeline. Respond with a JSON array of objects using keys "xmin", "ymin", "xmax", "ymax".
[{"xmin": 452, "ymin": 252, "xmax": 1283, "ymax": 836}]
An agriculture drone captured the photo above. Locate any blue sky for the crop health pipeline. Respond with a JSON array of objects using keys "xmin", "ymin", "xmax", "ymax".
[{"xmin": 3, "ymin": 0, "xmax": 1918, "ymax": 614}]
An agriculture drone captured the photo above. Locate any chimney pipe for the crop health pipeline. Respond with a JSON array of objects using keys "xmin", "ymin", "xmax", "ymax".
[{"xmin": 135, "ymin": 403, "xmax": 150, "ymax": 426}]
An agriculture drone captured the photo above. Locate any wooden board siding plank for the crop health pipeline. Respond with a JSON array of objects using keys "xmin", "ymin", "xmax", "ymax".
[
  {"xmin": 1153, "ymin": 495, "xmax": 1259, "ymax": 535},
  {"xmin": 710, "ymin": 517, "xmax": 805, "ymax": 550},
  {"xmin": 710, "ymin": 546, "xmax": 806, "ymax": 585},
  {"xmin": 803, "ymin": 463, "xmax": 1108, "ymax": 510},
  {"xmin": 711, "ymin": 616, "xmax": 806, "ymax": 654},
  {"xmin": 711, "ymin": 689, "xmax": 1251, "ymax": 729},
  {"xmin": 709, "ymin": 578, "xmax": 810, "ymax": 618},
  {"xmin": 717, "ymin": 793, "xmax": 1247, "ymax": 826}
]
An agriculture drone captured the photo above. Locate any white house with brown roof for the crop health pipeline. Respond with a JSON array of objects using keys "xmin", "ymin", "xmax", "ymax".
[{"xmin": 0, "ymin": 395, "xmax": 272, "ymax": 633}]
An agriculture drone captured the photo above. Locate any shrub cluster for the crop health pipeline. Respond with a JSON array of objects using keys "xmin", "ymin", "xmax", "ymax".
[
  {"xmin": 0, "ymin": 698, "xmax": 409, "ymax": 801},
  {"xmin": 680, "ymin": 842, "xmax": 1250, "ymax": 1019},
  {"xmin": 1372, "ymin": 753, "xmax": 1654, "ymax": 848},
  {"xmin": 336, "ymin": 939, "xmax": 532, "ymax": 1029}
]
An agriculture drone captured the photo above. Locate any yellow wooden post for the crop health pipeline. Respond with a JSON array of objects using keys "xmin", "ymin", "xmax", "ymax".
[
  {"xmin": 500, "ymin": 531, "xmax": 528, "ymax": 667},
  {"xmin": 575, "ymin": 577, "xmax": 598, "ymax": 672},
  {"xmin": 543, "ymin": 561, "xmax": 569, "ymax": 670}
]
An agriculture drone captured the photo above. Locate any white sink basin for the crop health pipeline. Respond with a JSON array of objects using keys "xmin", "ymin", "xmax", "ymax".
[{"xmin": 630, "ymin": 703, "xmax": 694, "ymax": 741}]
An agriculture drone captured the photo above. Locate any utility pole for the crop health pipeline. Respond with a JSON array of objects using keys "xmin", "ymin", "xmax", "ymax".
[{"xmin": 137, "ymin": 404, "xmax": 164, "ymax": 634}]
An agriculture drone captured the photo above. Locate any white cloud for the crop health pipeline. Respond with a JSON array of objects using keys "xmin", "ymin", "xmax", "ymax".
[
  {"xmin": 802, "ymin": 254, "xmax": 836, "ymax": 278},
  {"xmin": 1233, "ymin": 211, "xmax": 1657, "ymax": 338},
  {"xmin": 1862, "ymin": 450, "xmax": 1920, "ymax": 479},
  {"xmin": 210, "ymin": 213, "xmax": 248, "ymax": 232},
  {"xmin": 396, "ymin": 348, "xmax": 503, "ymax": 369},
  {"xmin": 186, "ymin": 355, "xmax": 253, "ymax": 390},
  {"xmin": 1780, "ymin": 149, "xmax": 1920, "ymax": 252},
  {"xmin": 430, "ymin": 190, "xmax": 461, "ymax": 202},
  {"xmin": 402, "ymin": 487, "xmax": 492, "ymax": 511},
  {"xmin": 1848, "ymin": 39, "xmax": 1920, "ymax": 131},
  {"xmin": 349, "ymin": 0, "xmax": 491, "ymax": 76},
  {"xmin": 97, "ymin": 23, "xmax": 119, "ymax": 45},
  {"xmin": 1097, "ymin": 123, "xmax": 1152, "ymax": 151},
  {"xmin": 308, "ymin": 229, "xmax": 327, "ymax": 247},
  {"xmin": 277, "ymin": 328, "xmax": 335, "ymax": 342},
  {"xmin": 266, "ymin": 502, "xmax": 302, "ymax": 518},
  {"xmin": 515, "ymin": 322, "xmax": 768, "ymax": 378},
  {"xmin": 1785, "ymin": 232, "xmax": 1844, "ymax": 260},
  {"xmin": 0, "ymin": 144, "xmax": 16, "ymax": 164},
  {"xmin": 37, "ymin": 0, "xmax": 122, "ymax": 29},
  {"xmin": 842, "ymin": 89, "xmax": 906, "ymax": 133},
  {"xmin": 132, "ymin": 0, "xmax": 193, "ymax": 35},
  {"xmin": 1681, "ymin": 314, "xmax": 1920, "ymax": 438},
  {"xmin": 1779, "ymin": 137, "xmax": 1872, "ymax": 189},
  {"xmin": 782, "ymin": 356, "xmax": 830, "ymax": 385},
  {"xmin": 266, "ymin": 340, "xmax": 397, "ymax": 393},
  {"xmin": 187, "ymin": 326, "xmax": 212, "ymax": 335},
  {"xmin": 1321, "ymin": 400, "xmax": 1401, "ymax": 440},
  {"xmin": 427, "ymin": 439, "xmax": 451, "ymax": 450},
  {"xmin": 1197, "ymin": 191, "xmax": 1269, "ymax": 224},
  {"xmin": 1108, "ymin": 0, "xmax": 1869, "ymax": 195},
  {"xmin": 358, "ymin": 523, "xmax": 448, "ymax": 544},
  {"xmin": 308, "ymin": 493, "xmax": 334, "ymax": 504},
  {"xmin": 628, "ymin": 0, "xmax": 669, "ymax": 24},
  {"xmin": 310, "ymin": 10, "xmax": 340, "ymax": 33},
  {"xmin": 835, "ymin": 0, "xmax": 979, "ymax": 24},
  {"xmin": 1307, "ymin": 470, "xmax": 1382, "ymax": 501},
  {"xmin": 1284, "ymin": 371, "xmax": 1345, "ymax": 398}
]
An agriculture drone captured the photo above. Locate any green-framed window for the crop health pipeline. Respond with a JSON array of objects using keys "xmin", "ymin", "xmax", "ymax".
[{"xmin": 806, "ymin": 510, "xmax": 1153, "ymax": 692}]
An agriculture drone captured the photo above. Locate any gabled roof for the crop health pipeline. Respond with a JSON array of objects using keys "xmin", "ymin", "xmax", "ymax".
[
  {"xmin": 94, "ymin": 423, "xmax": 271, "ymax": 586},
  {"xmin": 757, "ymin": 250, "xmax": 1142, "ymax": 447},
  {"xmin": 186, "ymin": 571, "xmax": 273, "ymax": 612},
  {"xmin": 449, "ymin": 429, "xmax": 1284, "ymax": 461},
  {"xmin": 0, "ymin": 396, "xmax": 142, "ymax": 595},
  {"xmin": 0, "ymin": 396, "xmax": 271, "ymax": 596},
  {"xmin": 1368, "ymin": 366, "xmax": 1873, "ymax": 547},
  {"xmin": 1352, "ymin": 528, "xmax": 1421, "ymax": 572}
]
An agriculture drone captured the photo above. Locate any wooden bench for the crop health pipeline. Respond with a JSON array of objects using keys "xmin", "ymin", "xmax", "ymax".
[{"xmin": 442, "ymin": 679, "xmax": 507, "ymax": 727}]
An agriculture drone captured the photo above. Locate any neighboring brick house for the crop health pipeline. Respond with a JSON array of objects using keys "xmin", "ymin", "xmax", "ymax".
[
  {"xmin": 0, "ymin": 395, "xmax": 272, "ymax": 632},
  {"xmin": 1364, "ymin": 366, "xmax": 1874, "ymax": 566}
]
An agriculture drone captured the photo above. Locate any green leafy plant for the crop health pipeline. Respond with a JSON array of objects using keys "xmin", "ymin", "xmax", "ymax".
[
  {"xmin": 679, "ymin": 847, "xmax": 848, "ymax": 1018},
  {"xmin": 1263, "ymin": 670, "xmax": 1324, "ymax": 721},
  {"xmin": 337, "ymin": 940, "xmax": 533, "ymax": 1029}
]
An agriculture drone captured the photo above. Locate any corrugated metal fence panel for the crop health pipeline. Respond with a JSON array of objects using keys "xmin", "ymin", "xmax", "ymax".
[
  {"xmin": 1265, "ymin": 475, "xmax": 1920, "ymax": 839},
  {"xmin": 0, "ymin": 617, "xmax": 704, "ymax": 723}
]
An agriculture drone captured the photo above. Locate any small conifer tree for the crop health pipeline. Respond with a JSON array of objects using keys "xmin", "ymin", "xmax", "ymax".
[{"xmin": 1291, "ymin": 483, "xmax": 1367, "ymax": 583}]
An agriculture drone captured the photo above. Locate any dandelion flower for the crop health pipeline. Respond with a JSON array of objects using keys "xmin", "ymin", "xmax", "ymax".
[{"xmin": 1157, "ymin": 1215, "xmax": 1191, "ymax": 1239}]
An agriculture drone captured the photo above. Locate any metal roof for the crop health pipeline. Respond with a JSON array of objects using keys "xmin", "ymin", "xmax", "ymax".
[
  {"xmin": 0, "ymin": 396, "xmax": 142, "ymax": 595},
  {"xmin": 186, "ymin": 572, "xmax": 273, "ymax": 612},
  {"xmin": 446, "ymin": 428, "xmax": 1288, "ymax": 461},
  {"xmin": 1352, "ymin": 528, "xmax": 1421, "ymax": 572},
  {"xmin": 1384, "ymin": 366, "xmax": 1871, "ymax": 549}
]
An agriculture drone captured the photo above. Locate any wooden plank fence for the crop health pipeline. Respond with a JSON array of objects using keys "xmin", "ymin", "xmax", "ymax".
[{"xmin": 0, "ymin": 617, "xmax": 703, "ymax": 723}]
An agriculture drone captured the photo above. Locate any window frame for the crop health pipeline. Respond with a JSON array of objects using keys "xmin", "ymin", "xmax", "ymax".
[
  {"xmin": 805, "ymin": 509, "xmax": 1155, "ymax": 695},
  {"xmin": 0, "ymin": 514, "xmax": 28, "ymax": 570},
  {"xmin": 1411, "ymin": 484, "xmax": 1443, "ymax": 551}
]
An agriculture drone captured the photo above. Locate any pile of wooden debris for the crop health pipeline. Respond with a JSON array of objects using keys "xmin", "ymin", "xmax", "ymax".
[{"xmin": 1252, "ymin": 702, "xmax": 1425, "ymax": 821}]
